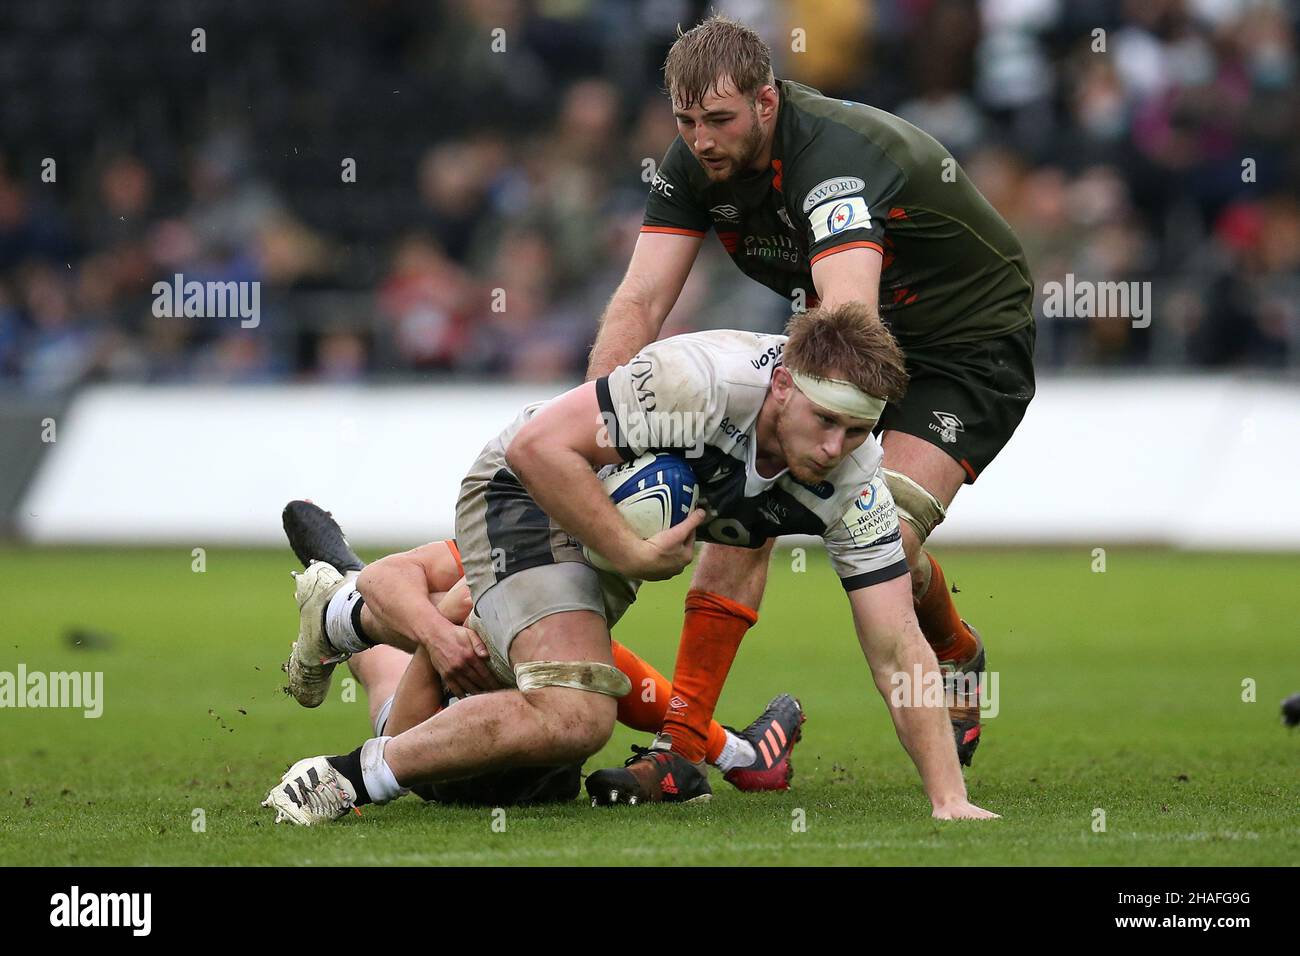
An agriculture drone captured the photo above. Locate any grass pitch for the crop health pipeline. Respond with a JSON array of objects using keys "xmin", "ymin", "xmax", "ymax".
[{"xmin": 1, "ymin": 545, "xmax": 1297, "ymax": 866}]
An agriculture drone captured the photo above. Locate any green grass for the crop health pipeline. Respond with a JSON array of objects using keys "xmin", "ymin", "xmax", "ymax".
[{"xmin": 1, "ymin": 546, "xmax": 1297, "ymax": 866}]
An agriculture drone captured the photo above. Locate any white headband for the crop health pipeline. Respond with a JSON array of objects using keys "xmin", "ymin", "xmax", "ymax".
[{"xmin": 787, "ymin": 368, "xmax": 887, "ymax": 420}]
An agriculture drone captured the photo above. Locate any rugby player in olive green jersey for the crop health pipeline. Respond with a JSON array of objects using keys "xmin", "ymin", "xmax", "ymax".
[{"xmin": 585, "ymin": 14, "xmax": 1035, "ymax": 793}]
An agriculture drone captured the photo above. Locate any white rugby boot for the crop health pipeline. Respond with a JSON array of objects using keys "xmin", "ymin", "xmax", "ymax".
[
  {"xmin": 262, "ymin": 756, "xmax": 359, "ymax": 825},
  {"xmin": 283, "ymin": 560, "xmax": 349, "ymax": 708}
]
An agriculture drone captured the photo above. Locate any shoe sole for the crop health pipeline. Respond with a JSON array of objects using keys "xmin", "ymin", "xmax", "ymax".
[
  {"xmin": 284, "ymin": 563, "xmax": 344, "ymax": 708},
  {"xmin": 282, "ymin": 500, "xmax": 365, "ymax": 572},
  {"xmin": 584, "ymin": 772, "xmax": 713, "ymax": 807},
  {"xmin": 588, "ymin": 790, "xmax": 713, "ymax": 807}
]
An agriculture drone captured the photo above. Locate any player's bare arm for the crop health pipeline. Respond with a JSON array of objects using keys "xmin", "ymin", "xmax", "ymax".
[
  {"xmin": 505, "ymin": 381, "xmax": 707, "ymax": 580},
  {"xmin": 810, "ymin": 245, "xmax": 884, "ymax": 314},
  {"xmin": 586, "ymin": 231, "xmax": 702, "ymax": 380},
  {"xmin": 358, "ymin": 545, "xmax": 497, "ymax": 697},
  {"xmin": 847, "ymin": 577, "xmax": 999, "ymax": 820}
]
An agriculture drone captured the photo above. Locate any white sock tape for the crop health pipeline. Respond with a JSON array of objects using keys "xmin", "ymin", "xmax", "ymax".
[{"xmin": 360, "ymin": 736, "xmax": 407, "ymax": 804}]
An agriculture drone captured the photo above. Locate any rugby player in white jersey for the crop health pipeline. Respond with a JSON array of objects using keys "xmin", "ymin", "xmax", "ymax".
[
  {"xmin": 262, "ymin": 304, "xmax": 998, "ymax": 823},
  {"xmin": 274, "ymin": 500, "xmax": 810, "ymax": 807}
]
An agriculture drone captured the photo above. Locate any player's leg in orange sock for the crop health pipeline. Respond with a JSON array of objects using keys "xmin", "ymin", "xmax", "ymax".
[
  {"xmin": 660, "ymin": 589, "xmax": 759, "ymax": 763},
  {"xmin": 914, "ymin": 552, "xmax": 978, "ymax": 665},
  {"xmin": 611, "ymin": 640, "xmax": 731, "ymax": 764},
  {"xmin": 610, "ymin": 641, "xmax": 666, "ymax": 733}
]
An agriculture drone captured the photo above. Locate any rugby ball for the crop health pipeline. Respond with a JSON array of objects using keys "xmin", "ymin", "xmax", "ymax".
[{"xmin": 584, "ymin": 452, "xmax": 700, "ymax": 572}]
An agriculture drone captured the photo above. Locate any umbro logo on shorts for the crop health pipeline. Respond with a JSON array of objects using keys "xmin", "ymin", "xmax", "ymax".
[{"xmin": 929, "ymin": 411, "xmax": 964, "ymax": 444}]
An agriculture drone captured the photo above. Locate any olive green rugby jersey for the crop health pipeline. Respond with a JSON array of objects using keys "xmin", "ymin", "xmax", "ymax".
[{"xmin": 644, "ymin": 80, "xmax": 1034, "ymax": 348}]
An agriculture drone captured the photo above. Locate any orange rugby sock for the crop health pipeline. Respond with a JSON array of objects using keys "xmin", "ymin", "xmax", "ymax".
[
  {"xmin": 610, "ymin": 641, "xmax": 668, "ymax": 733},
  {"xmin": 611, "ymin": 640, "xmax": 730, "ymax": 764},
  {"xmin": 915, "ymin": 553, "xmax": 978, "ymax": 664},
  {"xmin": 661, "ymin": 589, "xmax": 759, "ymax": 763}
]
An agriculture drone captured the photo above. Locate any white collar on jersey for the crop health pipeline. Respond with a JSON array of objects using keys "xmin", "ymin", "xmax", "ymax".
[
  {"xmin": 788, "ymin": 369, "xmax": 886, "ymax": 421},
  {"xmin": 744, "ymin": 419, "xmax": 787, "ymax": 495}
]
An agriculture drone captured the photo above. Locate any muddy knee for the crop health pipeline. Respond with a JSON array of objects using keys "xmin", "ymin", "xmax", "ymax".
[{"xmin": 526, "ymin": 686, "xmax": 617, "ymax": 764}]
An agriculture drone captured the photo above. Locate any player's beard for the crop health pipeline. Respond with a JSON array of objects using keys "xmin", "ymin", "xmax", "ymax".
[
  {"xmin": 700, "ymin": 107, "xmax": 765, "ymax": 183},
  {"xmin": 774, "ymin": 402, "xmax": 833, "ymax": 485}
]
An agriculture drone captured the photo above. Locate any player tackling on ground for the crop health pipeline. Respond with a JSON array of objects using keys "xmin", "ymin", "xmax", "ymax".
[
  {"xmin": 585, "ymin": 15, "xmax": 1036, "ymax": 795},
  {"xmin": 262, "ymin": 306, "xmax": 997, "ymax": 822},
  {"xmin": 273, "ymin": 499, "xmax": 806, "ymax": 806}
]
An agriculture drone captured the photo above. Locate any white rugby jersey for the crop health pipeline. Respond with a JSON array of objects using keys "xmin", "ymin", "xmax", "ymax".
[{"xmin": 596, "ymin": 330, "xmax": 908, "ymax": 591}]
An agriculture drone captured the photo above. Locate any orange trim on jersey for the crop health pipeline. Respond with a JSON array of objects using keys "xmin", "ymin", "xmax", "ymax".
[
  {"xmin": 444, "ymin": 539, "xmax": 464, "ymax": 578},
  {"xmin": 640, "ymin": 225, "xmax": 706, "ymax": 238},
  {"xmin": 888, "ymin": 207, "xmax": 908, "ymax": 220},
  {"xmin": 959, "ymin": 459, "xmax": 978, "ymax": 482},
  {"xmin": 809, "ymin": 240, "xmax": 885, "ymax": 266}
]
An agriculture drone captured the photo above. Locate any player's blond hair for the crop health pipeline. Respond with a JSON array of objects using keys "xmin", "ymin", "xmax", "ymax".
[
  {"xmin": 663, "ymin": 14, "xmax": 774, "ymax": 110},
  {"xmin": 783, "ymin": 303, "xmax": 909, "ymax": 403}
]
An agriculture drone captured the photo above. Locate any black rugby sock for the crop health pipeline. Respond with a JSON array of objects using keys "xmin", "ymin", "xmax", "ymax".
[
  {"xmin": 350, "ymin": 596, "xmax": 376, "ymax": 648},
  {"xmin": 327, "ymin": 747, "xmax": 372, "ymax": 805}
]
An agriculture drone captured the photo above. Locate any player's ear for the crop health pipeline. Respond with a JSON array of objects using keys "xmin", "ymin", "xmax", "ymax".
[{"xmin": 771, "ymin": 365, "xmax": 794, "ymax": 403}]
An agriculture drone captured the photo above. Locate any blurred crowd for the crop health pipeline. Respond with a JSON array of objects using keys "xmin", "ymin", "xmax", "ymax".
[{"xmin": 1, "ymin": 0, "xmax": 1298, "ymax": 393}]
